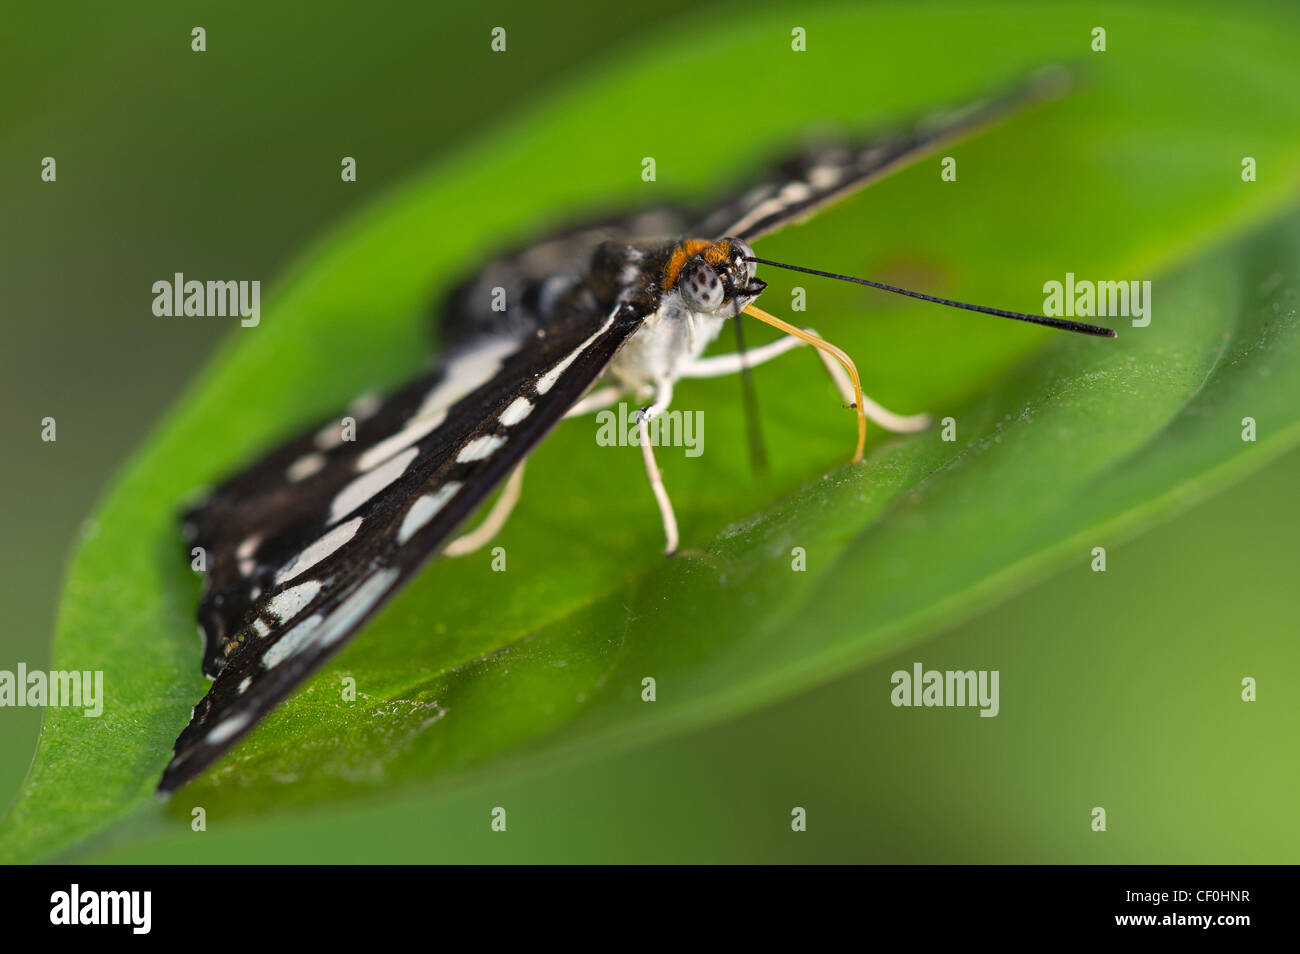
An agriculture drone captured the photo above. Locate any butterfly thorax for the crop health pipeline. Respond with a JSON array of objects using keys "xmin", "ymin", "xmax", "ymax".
[{"xmin": 606, "ymin": 279, "xmax": 726, "ymax": 393}]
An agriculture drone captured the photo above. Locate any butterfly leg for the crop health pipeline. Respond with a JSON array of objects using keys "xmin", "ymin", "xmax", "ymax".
[
  {"xmin": 635, "ymin": 379, "xmax": 680, "ymax": 555},
  {"xmin": 443, "ymin": 461, "xmax": 526, "ymax": 557},
  {"xmin": 681, "ymin": 330, "xmax": 930, "ymax": 433},
  {"xmin": 568, "ymin": 379, "xmax": 680, "ymax": 554}
]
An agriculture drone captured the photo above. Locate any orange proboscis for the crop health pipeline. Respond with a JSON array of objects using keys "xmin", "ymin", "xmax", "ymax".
[{"xmin": 742, "ymin": 304, "xmax": 867, "ymax": 464}]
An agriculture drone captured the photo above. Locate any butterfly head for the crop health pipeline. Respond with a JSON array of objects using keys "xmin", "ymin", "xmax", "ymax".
[{"xmin": 666, "ymin": 237, "xmax": 767, "ymax": 317}]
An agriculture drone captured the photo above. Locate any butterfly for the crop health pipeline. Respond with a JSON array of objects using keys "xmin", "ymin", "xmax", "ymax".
[{"xmin": 159, "ymin": 67, "xmax": 1114, "ymax": 794}]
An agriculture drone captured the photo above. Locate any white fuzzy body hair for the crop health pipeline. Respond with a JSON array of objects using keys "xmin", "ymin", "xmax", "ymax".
[{"xmin": 607, "ymin": 289, "xmax": 728, "ymax": 393}]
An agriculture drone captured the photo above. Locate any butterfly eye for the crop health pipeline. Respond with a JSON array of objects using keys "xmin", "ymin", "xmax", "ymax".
[{"xmin": 679, "ymin": 258, "xmax": 726, "ymax": 312}]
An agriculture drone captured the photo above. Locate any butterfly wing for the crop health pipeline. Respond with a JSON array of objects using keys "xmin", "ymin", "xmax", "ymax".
[
  {"xmin": 161, "ymin": 301, "xmax": 645, "ymax": 793},
  {"xmin": 694, "ymin": 67, "xmax": 1070, "ymax": 243},
  {"xmin": 181, "ymin": 335, "xmax": 526, "ymax": 679}
]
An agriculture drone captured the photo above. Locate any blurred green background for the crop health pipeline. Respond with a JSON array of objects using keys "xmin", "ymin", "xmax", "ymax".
[{"xmin": 2, "ymin": 0, "xmax": 1297, "ymax": 862}]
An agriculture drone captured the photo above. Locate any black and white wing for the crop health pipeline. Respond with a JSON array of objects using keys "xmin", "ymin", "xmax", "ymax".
[
  {"xmin": 160, "ymin": 301, "xmax": 645, "ymax": 793},
  {"xmin": 693, "ymin": 67, "xmax": 1071, "ymax": 243}
]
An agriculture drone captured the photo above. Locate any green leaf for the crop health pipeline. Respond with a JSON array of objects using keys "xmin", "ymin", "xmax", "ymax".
[{"xmin": 4, "ymin": 0, "xmax": 1300, "ymax": 862}]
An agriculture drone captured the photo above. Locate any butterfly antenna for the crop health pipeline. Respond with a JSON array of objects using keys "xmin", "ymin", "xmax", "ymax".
[
  {"xmin": 733, "ymin": 317, "xmax": 769, "ymax": 473},
  {"xmin": 747, "ymin": 258, "xmax": 1117, "ymax": 338}
]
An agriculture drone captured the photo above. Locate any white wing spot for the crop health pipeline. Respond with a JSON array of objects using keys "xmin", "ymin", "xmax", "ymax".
[
  {"xmin": 456, "ymin": 433, "xmax": 506, "ymax": 463},
  {"xmin": 536, "ymin": 353, "xmax": 580, "ymax": 394},
  {"xmin": 253, "ymin": 618, "xmax": 270, "ymax": 637},
  {"xmin": 316, "ymin": 569, "xmax": 399, "ymax": 650},
  {"xmin": 238, "ymin": 677, "xmax": 252, "ymax": 694},
  {"xmin": 236, "ymin": 533, "xmax": 262, "ymax": 560},
  {"xmin": 355, "ymin": 412, "xmax": 444, "ymax": 471},
  {"xmin": 328, "ymin": 446, "xmax": 419, "ymax": 524},
  {"xmin": 416, "ymin": 336, "xmax": 521, "ymax": 418},
  {"xmin": 536, "ymin": 309, "xmax": 617, "ymax": 394},
  {"xmin": 727, "ymin": 197, "xmax": 787, "ymax": 236},
  {"xmin": 779, "ymin": 181, "xmax": 812, "ymax": 203},
  {"xmin": 286, "ymin": 451, "xmax": 327, "ymax": 482},
  {"xmin": 274, "ymin": 516, "xmax": 363, "ymax": 585},
  {"xmin": 260, "ymin": 614, "xmax": 323, "ymax": 670},
  {"xmin": 266, "ymin": 579, "xmax": 323, "ymax": 621},
  {"xmin": 348, "ymin": 391, "xmax": 382, "ymax": 421},
  {"xmin": 808, "ymin": 164, "xmax": 843, "ymax": 189},
  {"xmin": 262, "ymin": 568, "xmax": 398, "ymax": 669},
  {"xmin": 207, "ymin": 712, "xmax": 251, "ymax": 745},
  {"xmin": 498, "ymin": 397, "xmax": 533, "ymax": 427},
  {"xmin": 314, "ymin": 420, "xmax": 346, "ymax": 450},
  {"xmin": 398, "ymin": 482, "xmax": 462, "ymax": 544}
]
